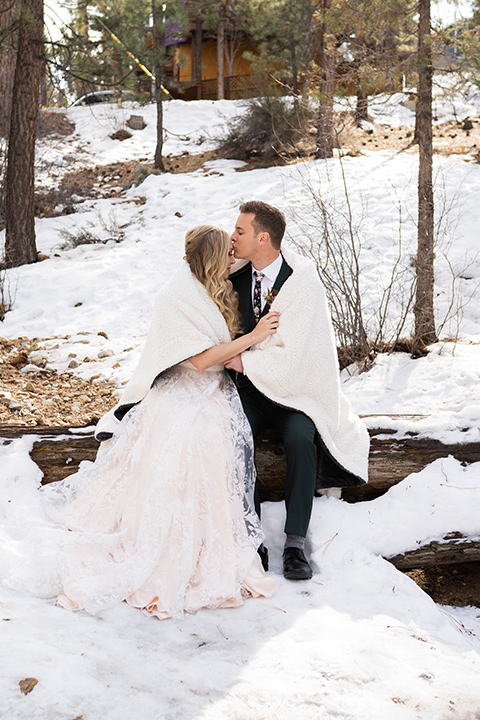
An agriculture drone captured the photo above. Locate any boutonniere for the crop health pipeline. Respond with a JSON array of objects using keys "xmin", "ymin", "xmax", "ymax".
[{"xmin": 263, "ymin": 288, "xmax": 277, "ymax": 307}]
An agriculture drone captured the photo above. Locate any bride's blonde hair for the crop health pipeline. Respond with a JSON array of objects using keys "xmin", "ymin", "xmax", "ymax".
[{"xmin": 184, "ymin": 225, "xmax": 240, "ymax": 336}]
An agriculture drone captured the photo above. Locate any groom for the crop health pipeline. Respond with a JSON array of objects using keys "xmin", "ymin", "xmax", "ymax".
[{"xmin": 226, "ymin": 200, "xmax": 368, "ymax": 581}]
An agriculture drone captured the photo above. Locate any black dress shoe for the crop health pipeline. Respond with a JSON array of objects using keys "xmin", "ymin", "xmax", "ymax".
[
  {"xmin": 283, "ymin": 547, "xmax": 312, "ymax": 580},
  {"xmin": 257, "ymin": 544, "xmax": 269, "ymax": 571}
]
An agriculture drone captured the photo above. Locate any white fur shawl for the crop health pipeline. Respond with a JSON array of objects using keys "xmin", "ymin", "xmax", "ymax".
[
  {"xmin": 95, "ymin": 260, "xmax": 232, "ymax": 441},
  {"xmin": 240, "ymin": 247, "xmax": 370, "ymax": 483}
]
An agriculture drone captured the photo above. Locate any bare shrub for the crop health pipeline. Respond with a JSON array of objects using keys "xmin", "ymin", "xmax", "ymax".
[
  {"xmin": 121, "ymin": 163, "xmax": 163, "ymax": 190},
  {"xmin": 0, "ymin": 268, "xmax": 15, "ymax": 321},
  {"xmin": 58, "ymin": 210, "xmax": 126, "ymax": 250},
  {"xmin": 288, "ymin": 164, "xmax": 416, "ymax": 369},
  {"xmin": 288, "ymin": 159, "xmax": 478, "ymax": 368},
  {"xmin": 216, "ymin": 96, "xmax": 312, "ymax": 164},
  {"xmin": 429, "ymin": 168, "xmax": 480, "ymax": 342}
]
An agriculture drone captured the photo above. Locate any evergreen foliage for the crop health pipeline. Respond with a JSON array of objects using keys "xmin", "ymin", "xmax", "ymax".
[{"xmin": 51, "ymin": 0, "xmax": 187, "ymax": 103}]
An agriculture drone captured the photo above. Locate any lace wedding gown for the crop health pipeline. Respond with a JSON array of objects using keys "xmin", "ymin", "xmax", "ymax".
[{"xmin": 23, "ymin": 361, "xmax": 276, "ymax": 619}]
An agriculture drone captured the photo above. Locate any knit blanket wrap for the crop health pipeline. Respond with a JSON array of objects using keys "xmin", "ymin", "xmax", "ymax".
[
  {"xmin": 238, "ymin": 247, "xmax": 369, "ymax": 485},
  {"xmin": 95, "ymin": 260, "xmax": 232, "ymax": 441}
]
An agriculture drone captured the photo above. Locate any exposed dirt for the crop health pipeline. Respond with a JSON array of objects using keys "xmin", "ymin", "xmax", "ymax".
[
  {"xmin": 407, "ymin": 564, "xmax": 480, "ymax": 608},
  {"xmin": 0, "ymin": 336, "xmax": 116, "ymax": 427},
  {"xmin": 335, "ymin": 114, "xmax": 480, "ymax": 157},
  {"xmin": 37, "ymin": 110, "xmax": 75, "ymax": 139},
  {"xmin": 34, "ymin": 150, "xmax": 225, "ymax": 218},
  {"xmin": 230, "ymin": 113, "xmax": 480, "ymax": 168}
]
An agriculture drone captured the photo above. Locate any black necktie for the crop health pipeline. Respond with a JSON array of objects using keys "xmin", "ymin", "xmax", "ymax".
[{"xmin": 253, "ymin": 271, "xmax": 264, "ymax": 323}]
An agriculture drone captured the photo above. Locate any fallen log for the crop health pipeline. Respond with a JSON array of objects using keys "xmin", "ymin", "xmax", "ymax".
[
  {"xmin": 255, "ymin": 428, "xmax": 480, "ymax": 503},
  {"xmin": 387, "ymin": 533, "xmax": 480, "ymax": 570},
  {"xmin": 2, "ymin": 424, "xmax": 479, "ymax": 573},
  {"xmin": 1, "ymin": 422, "xmax": 479, "ymax": 504},
  {"xmin": 0, "ymin": 425, "xmax": 99, "ymax": 485}
]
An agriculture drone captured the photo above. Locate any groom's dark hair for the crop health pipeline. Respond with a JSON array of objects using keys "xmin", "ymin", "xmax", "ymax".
[{"xmin": 239, "ymin": 200, "xmax": 286, "ymax": 250}]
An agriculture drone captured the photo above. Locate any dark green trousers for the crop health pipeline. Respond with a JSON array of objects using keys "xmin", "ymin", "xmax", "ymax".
[{"xmin": 238, "ymin": 383, "xmax": 317, "ymax": 537}]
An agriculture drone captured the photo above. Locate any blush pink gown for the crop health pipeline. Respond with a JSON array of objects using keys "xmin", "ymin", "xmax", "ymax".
[{"xmin": 51, "ymin": 362, "xmax": 278, "ymax": 619}]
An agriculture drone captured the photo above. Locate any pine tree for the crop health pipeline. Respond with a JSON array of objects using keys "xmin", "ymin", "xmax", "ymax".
[
  {"xmin": 4, "ymin": 0, "xmax": 43, "ymax": 268},
  {"xmin": 57, "ymin": 0, "xmax": 152, "ymax": 100},
  {"xmin": 413, "ymin": 0, "xmax": 436, "ymax": 352},
  {"xmin": 246, "ymin": 0, "xmax": 322, "ymax": 94}
]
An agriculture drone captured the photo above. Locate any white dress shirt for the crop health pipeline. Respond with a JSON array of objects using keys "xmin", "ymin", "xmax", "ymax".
[{"xmin": 251, "ymin": 254, "xmax": 283, "ymax": 311}]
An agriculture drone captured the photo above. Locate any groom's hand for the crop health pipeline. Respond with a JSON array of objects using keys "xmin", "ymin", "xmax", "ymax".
[{"xmin": 224, "ymin": 354, "xmax": 244, "ymax": 373}]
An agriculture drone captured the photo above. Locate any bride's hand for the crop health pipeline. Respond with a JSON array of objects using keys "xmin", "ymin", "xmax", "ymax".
[{"xmin": 250, "ymin": 312, "xmax": 280, "ymax": 345}]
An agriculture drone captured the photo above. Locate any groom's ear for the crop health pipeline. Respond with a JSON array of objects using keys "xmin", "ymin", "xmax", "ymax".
[{"xmin": 258, "ymin": 231, "xmax": 271, "ymax": 246}]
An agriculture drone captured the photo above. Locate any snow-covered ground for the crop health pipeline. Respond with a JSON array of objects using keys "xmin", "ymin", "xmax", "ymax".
[{"xmin": 1, "ymin": 88, "xmax": 480, "ymax": 719}]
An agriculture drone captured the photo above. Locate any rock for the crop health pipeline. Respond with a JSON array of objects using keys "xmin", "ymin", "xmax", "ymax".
[
  {"xmin": 9, "ymin": 399, "xmax": 22, "ymax": 411},
  {"xmin": 68, "ymin": 359, "xmax": 79, "ymax": 369},
  {"xmin": 25, "ymin": 382, "xmax": 35, "ymax": 392},
  {"xmin": 97, "ymin": 331, "xmax": 108, "ymax": 339},
  {"xmin": 68, "ymin": 352, "xmax": 77, "ymax": 358},
  {"xmin": 29, "ymin": 354, "xmax": 47, "ymax": 368},
  {"xmin": 19, "ymin": 678, "xmax": 38, "ymax": 695},
  {"xmin": 462, "ymin": 117, "xmax": 474, "ymax": 131},
  {"xmin": 8, "ymin": 353, "xmax": 28, "ymax": 366},
  {"xmin": 37, "ymin": 253, "xmax": 49, "ymax": 261},
  {"xmin": 175, "ymin": 211, "xmax": 183, "ymax": 217},
  {"xmin": 98, "ymin": 349, "xmax": 114, "ymax": 359},
  {"xmin": 110, "ymin": 129, "xmax": 132, "ymax": 141},
  {"xmin": 126, "ymin": 114, "xmax": 147, "ymax": 130}
]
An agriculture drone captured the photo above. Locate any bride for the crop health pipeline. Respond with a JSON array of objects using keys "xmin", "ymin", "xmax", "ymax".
[{"xmin": 32, "ymin": 224, "xmax": 279, "ymax": 620}]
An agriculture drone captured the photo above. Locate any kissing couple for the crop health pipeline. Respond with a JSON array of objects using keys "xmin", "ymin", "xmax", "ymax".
[{"xmin": 3, "ymin": 200, "xmax": 369, "ymax": 620}]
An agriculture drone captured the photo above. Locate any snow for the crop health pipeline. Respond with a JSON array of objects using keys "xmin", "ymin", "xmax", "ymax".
[
  {"xmin": 2, "ymin": 89, "xmax": 480, "ymax": 718},
  {"xmin": 1, "ymin": 444, "xmax": 480, "ymax": 720}
]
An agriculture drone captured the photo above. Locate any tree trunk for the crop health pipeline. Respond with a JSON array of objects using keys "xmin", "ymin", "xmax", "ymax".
[
  {"xmin": 75, "ymin": 0, "xmax": 89, "ymax": 42},
  {"xmin": 152, "ymin": 0, "xmax": 165, "ymax": 172},
  {"xmin": 302, "ymin": 17, "xmax": 322, "ymax": 101},
  {"xmin": 216, "ymin": 0, "xmax": 225, "ymax": 100},
  {"xmin": 0, "ymin": 0, "xmax": 17, "ymax": 137},
  {"xmin": 413, "ymin": 0, "xmax": 436, "ymax": 353},
  {"xmin": 72, "ymin": 0, "xmax": 89, "ymax": 98},
  {"xmin": 39, "ymin": 56, "xmax": 47, "ymax": 107},
  {"xmin": 289, "ymin": 32, "xmax": 298, "ymax": 94},
  {"xmin": 4, "ymin": 0, "xmax": 43, "ymax": 268},
  {"xmin": 384, "ymin": 25, "xmax": 396, "ymax": 93},
  {"xmin": 0, "ymin": 0, "xmax": 17, "ymax": 228},
  {"xmin": 354, "ymin": 79, "xmax": 369, "ymax": 125},
  {"xmin": 112, "ymin": 46, "xmax": 122, "ymax": 100},
  {"xmin": 194, "ymin": 14, "xmax": 203, "ymax": 98},
  {"xmin": 353, "ymin": 46, "xmax": 369, "ymax": 126},
  {"xmin": 315, "ymin": 28, "xmax": 335, "ymax": 159}
]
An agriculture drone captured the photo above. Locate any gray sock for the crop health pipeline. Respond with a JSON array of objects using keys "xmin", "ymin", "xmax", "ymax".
[{"xmin": 284, "ymin": 534, "xmax": 305, "ymax": 551}]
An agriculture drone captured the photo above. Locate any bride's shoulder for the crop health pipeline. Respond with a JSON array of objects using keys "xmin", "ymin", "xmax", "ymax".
[{"xmin": 229, "ymin": 260, "xmax": 251, "ymax": 280}]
